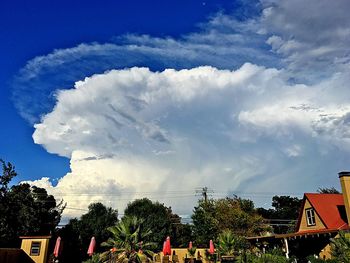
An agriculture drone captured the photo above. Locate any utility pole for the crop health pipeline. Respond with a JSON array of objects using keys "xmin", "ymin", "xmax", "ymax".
[{"xmin": 195, "ymin": 187, "xmax": 213, "ymax": 203}]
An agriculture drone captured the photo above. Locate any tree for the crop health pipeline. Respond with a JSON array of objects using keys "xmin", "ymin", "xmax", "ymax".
[
  {"xmin": 59, "ymin": 202, "xmax": 118, "ymax": 262},
  {"xmin": 0, "ymin": 159, "xmax": 64, "ymax": 247},
  {"xmin": 317, "ymin": 187, "xmax": 340, "ymax": 194},
  {"xmin": 217, "ymin": 230, "xmax": 249, "ymax": 256},
  {"xmin": 100, "ymin": 216, "xmax": 154, "ymax": 263},
  {"xmin": 257, "ymin": 195, "xmax": 302, "ymax": 234},
  {"xmin": 331, "ymin": 231, "xmax": 350, "ymax": 262},
  {"xmin": 191, "ymin": 199, "xmax": 219, "ymax": 246},
  {"xmin": 0, "ymin": 159, "xmax": 17, "ymax": 196},
  {"xmin": 124, "ymin": 198, "xmax": 191, "ymax": 249},
  {"xmin": 192, "ymin": 197, "xmax": 269, "ymax": 247}
]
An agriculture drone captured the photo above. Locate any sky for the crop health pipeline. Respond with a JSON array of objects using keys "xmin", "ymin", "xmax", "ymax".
[{"xmin": 1, "ymin": 0, "xmax": 350, "ymax": 220}]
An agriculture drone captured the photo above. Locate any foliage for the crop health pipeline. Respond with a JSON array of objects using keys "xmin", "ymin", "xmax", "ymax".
[
  {"xmin": 317, "ymin": 187, "xmax": 340, "ymax": 194},
  {"xmin": 124, "ymin": 198, "xmax": 191, "ymax": 249},
  {"xmin": 188, "ymin": 247, "xmax": 197, "ymax": 257},
  {"xmin": 100, "ymin": 216, "xmax": 155, "ymax": 263},
  {"xmin": 59, "ymin": 202, "xmax": 118, "ymax": 262},
  {"xmin": 244, "ymin": 253, "xmax": 289, "ymax": 263},
  {"xmin": 83, "ymin": 253, "xmax": 101, "ymax": 263},
  {"xmin": 331, "ymin": 231, "xmax": 350, "ymax": 262},
  {"xmin": 257, "ymin": 195, "xmax": 302, "ymax": 234},
  {"xmin": 192, "ymin": 197, "xmax": 269, "ymax": 246},
  {"xmin": 217, "ymin": 230, "xmax": 249, "ymax": 256},
  {"xmin": 0, "ymin": 159, "xmax": 64, "ymax": 247},
  {"xmin": 192, "ymin": 199, "xmax": 219, "ymax": 246},
  {"xmin": 58, "ymin": 219, "xmax": 83, "ymax": 263},
  {"xmin": 0, "ymin": 159, "xmax": 17, "ymax": 195},
  {"xmin": 306, "ymin": 255, "xmax": 338, "ymax": 263}
]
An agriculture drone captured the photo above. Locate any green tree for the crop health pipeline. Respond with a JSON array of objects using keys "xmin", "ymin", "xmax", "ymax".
[
  {"xmin": 217, "ymin": 230, "xmax": 249, "ymax": 256},
  {"xmin": 100, "ymin": 216, "xmax": 154, "ymax": 263},
  {"xmin": 257, "ymin": 195, "xmax": 302, "ymax": 234},
  {"xmin": 0, "ymin": 159, "xmax": 64, "ymax": 247},
  {"xmin": 192, "ymin": 197, "xmax": 268, "ymax": 246},
  {"xmin": 317, "ymin": 187, "xmax": 340, "ymax": 194},
  {"xmin": 124, "ymin": 198, "xmax": 191, "ymax": 249},
  {"xmin": 0, "ymin": 159, "xmax": 17, "ymax": 195},
  {"xmin": 191, "ymin": 199, "xmax": 219, "ymax": 246},
  {"xmin": 59, "ymin": 202, "xmax": 118, "ymax": 262},
  {"xmin": 331, "ymin": 231, "xmax": 350, "ymax": 262},
  {"xmin": 244, "ymin": 253, "xmax": 289, "ymax": 263}
]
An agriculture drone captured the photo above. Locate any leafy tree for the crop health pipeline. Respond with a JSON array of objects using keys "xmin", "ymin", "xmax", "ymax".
[
  {"xmin": 192, "ymin": 197, "xmax": 268, "ymax": 247},
  {"xmin": 331, "ymin": 231, "xmax": 350, "ymax": 262},
  {"xmin": 0, "ymin": 159, "xmax": 17, "ymax": 196},
  {"xmin": 100, "ymin": 216, "xmax": 154, "ymax": 263},
  {"xmin": 243, "ymin": 253, "xmax": 289, "ymax": 263},
  {"xmin": 0, "ymin": 159, "xmax": 64, "ymax": 247},
  {"xmin": 317, "ymin": 187, "xmax": 340, "ymax": 194},
  {"xmin": 192, "ymin": 199, "xmax": 219, "ymax": 247},
  {"xmin": 59, "ymin": 202, "xmax": 118, "ymax": 262},
  {"xmin": 124, "ymin": 198, "xmax": 191, "ymax": 249},
  {"xmin": 83, "ymin": 253, "xmax": 101, "ymax": 263},
  {"xmin": 257, "ymin": 195, "xmax": 302, "ymax": 234}
]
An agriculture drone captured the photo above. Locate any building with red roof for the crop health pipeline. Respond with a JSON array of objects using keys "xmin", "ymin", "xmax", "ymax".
[{"xmin": 247, "ymin": 171, "xmax": 350, "ymax": 260}]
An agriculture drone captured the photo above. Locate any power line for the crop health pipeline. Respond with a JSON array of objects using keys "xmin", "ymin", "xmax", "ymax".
[{"xmin": 195, "ymin": 187, "xmax": 214, "ymax": 202}]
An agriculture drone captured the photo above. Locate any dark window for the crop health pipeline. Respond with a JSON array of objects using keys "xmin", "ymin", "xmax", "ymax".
[
  {"xmin": 30, "ymin": 241, "xmax": 41, "ymax": 256},
  {"xmin": 306, "ymin": 208, "xmax": 316, "ymax": 226}
]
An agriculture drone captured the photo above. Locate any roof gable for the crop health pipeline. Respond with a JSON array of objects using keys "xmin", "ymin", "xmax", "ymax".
[{"xmin": 302, "ymin": 193, "xmax": 348, "ymax": 230}]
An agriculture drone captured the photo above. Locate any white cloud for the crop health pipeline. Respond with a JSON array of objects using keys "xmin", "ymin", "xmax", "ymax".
[
  {"xmin": 28, "ymin": 64, "xmax": 350, "ymax": 219},
  {"xmin": 261, "ymin": 0, "xmax": 350, "ymax": 78}
]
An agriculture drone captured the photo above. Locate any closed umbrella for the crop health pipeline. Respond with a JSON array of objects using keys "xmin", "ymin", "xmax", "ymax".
[
  {"xmin": 209, "ymin": 240, "xmax": 214, "ymax": 254},
  {"xmin": 165, "ymin": 236, "xmax": 171, "ymax": 255},
  {"xmin": 162, "ymin": 241, "xmax": 167, "ymax": 255},
  {"xmin": 53, "ymin": 236, "xmax": 61, "ymax": 258},
  {"xmin": 87, "ymin": 236, "xmax": 96, "ymax": 256}
]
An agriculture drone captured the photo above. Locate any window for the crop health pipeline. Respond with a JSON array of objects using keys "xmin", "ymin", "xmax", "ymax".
[
  {"xmin": 306, "ymin": 208, "xmax": 316, "ymax": 226},
  {"xmin": 30, "ymin": 241, "xmax": 41, "ymax": 256}
]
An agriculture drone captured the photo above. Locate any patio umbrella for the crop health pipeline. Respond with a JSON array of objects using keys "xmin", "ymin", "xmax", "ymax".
[
  {"xmin": 162, "ymin": 241, "xmax": 167, "ymax": 255},
  {"xmin": 164, "ymin": 236, "xmax": 171, "ymax": 255},
  {"xmin": 189, "ymin": 241, "xmax": 193, "ymax": 249},
  {"xmin": 209, "ymin": 240, "xmax": 214, "ymax": 254},
  {"xmin": 53, "ymin": 236, "xmax": 61, "ymax": 258},
  {"xmin": 87, "ymin": 236, "xmax": 96, "ymax": 256}
]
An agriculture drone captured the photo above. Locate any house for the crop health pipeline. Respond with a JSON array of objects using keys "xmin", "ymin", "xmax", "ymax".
[
  {"xmin": 248, "ymin": 171, "xmax": 350, "ymax": 260},
  {"xmin": 20, "ymin": 236, "xmax": 51, "ymax": 263},
  {"xmin": 0, "ymin": 236, "xmax": 51, "ymax": 263}
]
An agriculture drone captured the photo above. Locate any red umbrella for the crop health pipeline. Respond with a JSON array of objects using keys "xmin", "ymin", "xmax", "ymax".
[
  {"xmin": 53, "ymin": 236, "xmax": 61, "ymax": 258},
  {"xmin": 87, "ymin": 236, "xmax": 96, "ymax": 256},
  {"xmin": 162, "ymin": 241, "xmax": 167, "ymax": 255},
  {"xmin": 164, "ymin": 236, "xmax": 171, "ymax": 255},
  {"xmin": 209, "ymin": 240, "xmax": 214, "ymax": 254},
  {"xmin": 189, "ymin": 241, "xmax": 193, "ymax": 249}
]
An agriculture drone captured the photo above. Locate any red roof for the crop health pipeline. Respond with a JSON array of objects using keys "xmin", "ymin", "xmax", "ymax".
[{"xmin": 297, "ymin": 193, "xmax": 349, "ymax": 231}]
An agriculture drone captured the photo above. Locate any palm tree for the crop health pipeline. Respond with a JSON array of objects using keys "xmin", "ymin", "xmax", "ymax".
[
  {"xmin": 331, "ymin": 231, "xmax": 350, "ymax": 262},
  {"xmin": 100, "ymin": 216, "xmax": 155, "ymax": 263},
  {"xmin": 217, "ymin": 230, "xmax": 249, "ymax": 258}
]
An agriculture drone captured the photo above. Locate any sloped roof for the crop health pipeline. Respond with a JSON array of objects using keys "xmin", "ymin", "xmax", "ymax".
[{"xmin": 297, "ymin": 193, "xmax": 348, "ymax": 231}]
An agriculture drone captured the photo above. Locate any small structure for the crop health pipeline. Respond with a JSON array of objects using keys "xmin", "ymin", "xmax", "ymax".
[
  {"xmin": 247, "ymin": 171, "xmax": 350, "ymax": 260},
  {"xmin": 20, "ymin": 236, "xmax": 51, "ymax": 263}
]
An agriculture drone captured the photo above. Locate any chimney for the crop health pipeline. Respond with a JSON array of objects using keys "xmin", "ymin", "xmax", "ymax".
[{"xmin": 339, "ymin": 171, "xmax": 350, "ymax": 223}]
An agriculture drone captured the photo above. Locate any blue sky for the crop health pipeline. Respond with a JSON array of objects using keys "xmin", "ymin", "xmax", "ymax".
[{"xmin": 1, "ymin": 0, "xmax": 350, "ymax": 218}]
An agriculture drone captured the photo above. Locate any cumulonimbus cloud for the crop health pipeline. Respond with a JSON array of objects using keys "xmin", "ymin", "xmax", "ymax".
[
  {"xmin": 15, "ymin": 0, "xmax": 350, "ymax": 219},
  {"xmin": 30, "ymin": 64, "xmax": 350, "ymax": 218}
]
